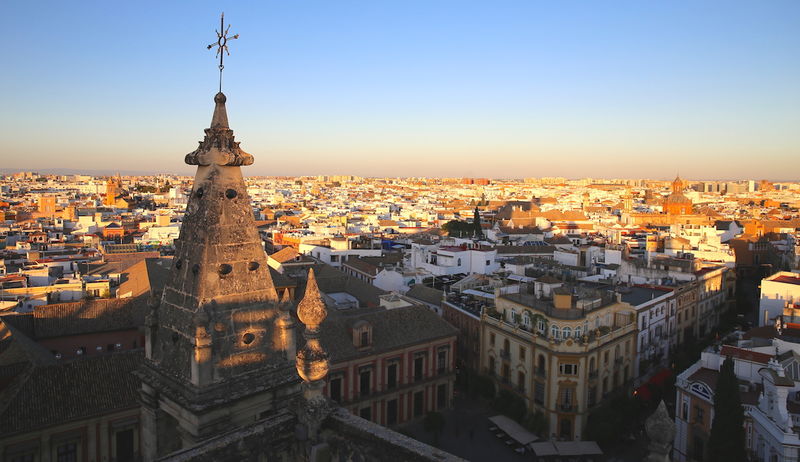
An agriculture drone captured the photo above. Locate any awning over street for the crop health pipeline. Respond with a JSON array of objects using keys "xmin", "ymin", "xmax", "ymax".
[
  {"xmin": 529, "ymin": 441, "xmax": 558, "ymax": 456},
  {"xmin": 529, "ymin": 440, "xmax": 603, "ymax": 457},
  {"xmin": 488, "ymin": 415, "xmax": 538, "ymax": 445}
]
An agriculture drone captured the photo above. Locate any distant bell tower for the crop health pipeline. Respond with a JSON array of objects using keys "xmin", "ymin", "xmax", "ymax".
[{"xmin": 139, "ymin": 14, "xmax": 299, "ymax": 460}]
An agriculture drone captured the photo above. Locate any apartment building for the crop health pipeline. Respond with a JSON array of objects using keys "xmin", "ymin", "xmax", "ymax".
[{"xmin": 482, "ymin": 279, "xmax": 637, "ymax": 440}]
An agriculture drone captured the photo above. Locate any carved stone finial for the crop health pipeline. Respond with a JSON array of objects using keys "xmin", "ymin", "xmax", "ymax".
[
  {"xmin": 297, "ymin": 268, "xmax": 327, "ymax": 328},
  {"xmin": 184, "ymin": 92, "xmax": 254, "ymax": 167},
  {"xmin": 296, "ymin": 268, "xmax": 329, "ymax": 389},
  {"xmin": 645, "ymin": 401, "xmax": 675, "ymax": 462}
]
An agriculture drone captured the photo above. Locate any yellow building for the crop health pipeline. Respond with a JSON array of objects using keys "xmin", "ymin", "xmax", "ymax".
[{"xmin": 482, "ymin": 280, "xmax": 637, "ymax": 440}]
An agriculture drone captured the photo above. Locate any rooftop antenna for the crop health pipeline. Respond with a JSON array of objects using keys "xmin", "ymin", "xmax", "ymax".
[{"xmin": 207, "ymin": 13, "xmax": 239, "ymax": 93}]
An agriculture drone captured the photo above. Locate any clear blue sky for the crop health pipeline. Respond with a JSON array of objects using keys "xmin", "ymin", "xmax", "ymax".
[{"xmin": 2, "ymin": 1, "xmax": 799, "ymax": 179}]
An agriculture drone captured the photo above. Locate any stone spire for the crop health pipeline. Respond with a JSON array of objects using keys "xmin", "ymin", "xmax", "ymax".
[
  {"xmin": 296, "ymin": 268, "xmax": 330, "ymax": 399},
  {"xmin": 146, "ymin": 91, "xmax": 284, "ymax": 385},
  {"xmin": 645, "ymin": 400, "xmax": 676, "ymax": 462}
]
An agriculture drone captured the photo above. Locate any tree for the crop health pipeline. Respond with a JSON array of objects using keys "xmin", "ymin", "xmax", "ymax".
[
  {"xmin": 424, "ymin": 411, "xmax": 446, "ymax": 446},
  {"xmin": 472, "ymin": 207, "xmax": 482, "ymax": 237},
  {"xmin": 707, "ymin": 356, "xmax": 746, "ymax": 462},
  {"xmin": 441, "ymin": 219, "xmax": 472, "ymax": 237}
]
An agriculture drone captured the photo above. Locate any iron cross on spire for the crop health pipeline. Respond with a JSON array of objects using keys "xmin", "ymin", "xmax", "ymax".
[{"xmin": 207, "ymin": 13, "xmax": 239, "ymax": 93}]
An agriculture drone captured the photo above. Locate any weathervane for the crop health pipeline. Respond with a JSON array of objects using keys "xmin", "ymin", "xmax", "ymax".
[{"xmin": 207, "ymin": 13, "xmax": 239, "ymax": 93}]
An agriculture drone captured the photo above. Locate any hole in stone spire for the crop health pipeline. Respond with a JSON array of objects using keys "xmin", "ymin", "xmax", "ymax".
[
  {"xmin": 192, "ymin": 264, "xmax": 200, "ymax": 275},
  {"xmin": 243, "ymin": 333, "xmax": 255, "ymax": 345},
  {"xmin": 225, "ymin": 189, "xmax": 238, "ymax": 199},
  {"xmin": 248, "ymin": 261, "xmax": 260, "ymax": 271},
  {"xmin": 218, "ymin": 264, "xmax": 233, "ymax": 276},
  {"xmin": 175, "ymin": 259, "xmax": 182, "ymax": 270},
  {"xmin": 196, "ymin": 188, "xmax": 204, "ymax": 198},
  {"xmin": 171, "ymin": 332, "xmax": 179, "ymax": 343}
]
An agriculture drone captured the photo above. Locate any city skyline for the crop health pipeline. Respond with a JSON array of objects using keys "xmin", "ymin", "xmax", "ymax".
[{"xmin": 2, "ymin": 1, "xmax": 799, "ymax": 179}]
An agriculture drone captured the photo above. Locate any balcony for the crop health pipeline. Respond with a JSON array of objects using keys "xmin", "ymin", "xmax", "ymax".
[{"xmin": 559, "ymin": 403, "xmax": 577, "ymax": 413}]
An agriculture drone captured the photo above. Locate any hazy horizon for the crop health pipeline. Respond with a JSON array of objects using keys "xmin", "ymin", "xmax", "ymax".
[{"xmin": 2, "ymin": 1, "xmax": 799, "ymax": 180}]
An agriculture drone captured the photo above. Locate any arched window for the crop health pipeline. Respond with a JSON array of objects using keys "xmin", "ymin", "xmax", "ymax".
[
  {"xmin": 503, "ymin": 339, "xmax": 510, "ymax": 354},
  {"xmin": 589, "ymin": 357, "xmax": 596, "ymax": 372},
  {"xmin": 574, "ymin": 326, "xmax": 582, "ymax": 338},
  {"xmin": 537, "ymin": 318, "xmax": 546, "ymax": 333},
  {"xmin": 537, "ymin": 355, "xmax": 546, "ymax": 375},
  {"xmin": 488, "ymin": 356, "xmax": 496, "ymax": 376},
  {"xmin": 523, "ymin": 311, "xmax": 531, "ymax": 328},
  {"xmin": 510, "ymin": 309, "xmax": 517, "ymax": 324},
  {"xmin": 551, "ymin": 324, "xmax": 560, "ymax": 339},
  {"xmin": 562, "ymin": 327, "xmax": 571, "ymax": 338}
]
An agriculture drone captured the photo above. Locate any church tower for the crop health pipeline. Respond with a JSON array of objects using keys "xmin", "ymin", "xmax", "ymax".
[{"xmin": 139, "ymin": 91, "xmax": 300, "ymax": 459}]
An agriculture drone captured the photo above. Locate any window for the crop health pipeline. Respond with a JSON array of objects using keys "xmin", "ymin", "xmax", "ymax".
[
  {"xmin": 360, "ymin": 330, "xmax": 370, "ymax": 347},
  {"xmin": 519, "ymin": 346, "xmax": 526, "ymax": 361},
  {"xmin": 488, "ymin": 356, "xmax": 496, "ymax": 376},
  {"xmin": 537, "ymin": 355, "xmax": 546, "ymax": 376},
  {"xmin": 522, "ymin": 312, "xmax": 531, "ymax": 328},
  {"xmin": 559, "ymin": 363, "xmax": 578, "ymax": 375},
  {"xmin": 517, "ymin": 371, "xmax": 526, "ymax": 392},
  {"xmin": 574, "ymin": 326, "xmax": 582, "ymax": 338},
  {"xmin": 693, "ymin": 405, "xmax": 704, "ymax": 424},
  {"xmin": 551, "ymin": 324, "xmax": 560, "ymax": 339},
  {"xmin": 560, "ymin": 388, "xmax": 574, "ymax": 407},
  {"xmin": 490, "ymin": 332, "xmax": 496, "ymax": 346},
  {"xmin": 559, "ymin": 418, "xmax": 572, "ymax": 439},
  {"xmin": 486, "ymin": 260, "xmax": 490, "ymax": 266},
  {"xmin": 56, "ymin": 442, "xmax": 78, "ymax": 462},
  {"xmin": 329, "ymin": 377, "xmax": 342, "ymax": 402},
  {"xmin": 387, "ymin": 363, "xmax": 398, "ymax": 389},
  {"xmin": 534, "ymin": 381, "xmax": 545, "ymax": 404},
  {"xmin": 414, "ymin": 391, "xmax": 424, "ymax": 417},
  {"xmin": 359, "ymin": 368, "xmax": 372, "ymax": 396},
  {"xmin": 562, "ymin": 327, "xmax": 571, "ymax": 338},
  {"xmin": 437, "ymin": 349, "xmax": 447, "ymax": 375},
  {"xmin": 682, "ymin": 401, "xmax": 688, "ymax": 420},
  {"xmin": 414, "ymin": 356, "xmax": 424, "ymax": 382},
  {"xmin": 437, "ymin": 383, "xmax": 447, "ymax": 410},
  {"xmin": 387, "ymin": 399, "xmax": 398, "ymax": 425},
  {"xmin": 115, "ymin": 428, "xmax": 135, "ymax": 462},
  {"xmin": 537, "ymin": 318, "xmax": 546, "ymax": 333}
]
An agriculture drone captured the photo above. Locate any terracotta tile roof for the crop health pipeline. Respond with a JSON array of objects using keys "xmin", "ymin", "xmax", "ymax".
[
  {"xmin": 0, "ymin": 351, "xmax": 142, "ymax": 436},
  {"xmin": 320, "ymin": 305, "xmax": 457, "ymax": 363},
  {"xmin": 688, "ymin": 367, "xmax": 719, "ymax": 390},
  {"xmin": 342, "ymin": 257, "xmax": 380, "ymax": 277},
  {"xmin": 28, "ymin": 298, "xmax": 146, "ymax": 339},
  {"xmin": 720, "ymin": 345, "xmax": 772, "ymax": 364},
  {"xmin": 270, "ymin": 247, "xmax": 300, "ymax": 263},
  {"xmin": 405, "ymin": 285, "xmax": 444, "ymax": 306}
]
